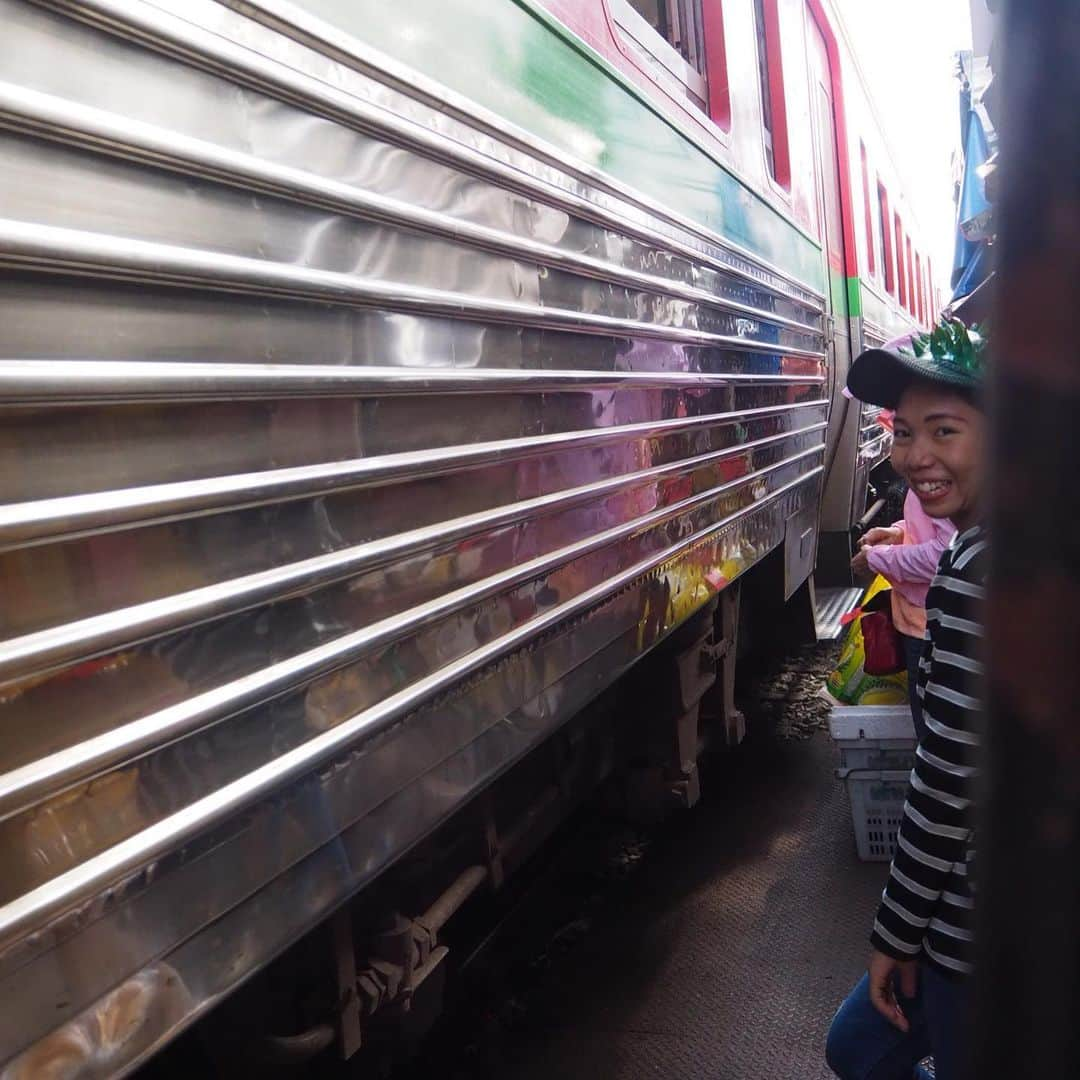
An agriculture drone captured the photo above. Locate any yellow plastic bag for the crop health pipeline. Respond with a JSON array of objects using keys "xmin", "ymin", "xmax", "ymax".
[{"xmin": 825, "ymin": 575, "xmax": 909, "ymax": 705}]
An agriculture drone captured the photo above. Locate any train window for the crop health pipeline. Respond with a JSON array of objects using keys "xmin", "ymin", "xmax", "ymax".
[
  {"xmin": 894, "ymin": 213, "xmax": 907, "ymax": 309},
  {"xmin": 906, "ymin": 235, "xmax": 916, "ymax": 315},
  {"xmin": 611, "ymin": 0, "xmax": 710, "ymax": 111},
  {"xmin": 915, "ymin": 252, "xmax": 925, "ymax": 323},
  {"xmin": 752, "ymin": 0, "xmax": 774, "ymax": 173},
  {"xmin": 626, "ymin": 0, "xmax": 707, "ymax": 73},
  {"xmin": 877, "ymin": 181, "xmax": 894, "ymax": 293},
  {"xmin": 752, "ymin": 0, "xmax": 791, "ymax": 187},
  {"xmin": 859, "ymin": 142, "xmax": 876, "ymax": 276},
  {"xmin": 701, "ymin": 2, "xmax": 732, "ymax": 130}
]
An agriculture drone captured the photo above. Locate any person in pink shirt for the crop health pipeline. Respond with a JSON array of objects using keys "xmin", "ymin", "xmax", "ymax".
[{"xmin": 851, "ymin": 477, "xmax": 954, "ymax": 740}]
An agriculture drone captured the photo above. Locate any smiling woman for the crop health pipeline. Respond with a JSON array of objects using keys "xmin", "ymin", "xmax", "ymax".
[
  {"xmin": 849, "ymin": 321, "xmax": 988, "ymax": 532},
  {"xmin": 891, "ymin": 384, "xmax": 985, "ymax": 532},
  {"xmin": 828, "ymin": 321, "xmax": 988, "ymax": 1080}
]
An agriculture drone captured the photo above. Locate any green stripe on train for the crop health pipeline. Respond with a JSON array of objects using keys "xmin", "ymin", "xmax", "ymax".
[
  {"xmin": 861, "ymin": 282, "xmax": 919, "ymax": 341},
  {"xmin": 847, "ymin": 277, "xmax": 863, "ymax": 318},
  {"xmin": 299, "ymin": 0, "xmax": 825, "ymax": 293}
]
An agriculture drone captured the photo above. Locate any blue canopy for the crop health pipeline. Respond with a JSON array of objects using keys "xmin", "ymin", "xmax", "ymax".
[
  {"xmin": 950, "ymin": 108, "xmax": 993, "ymax": 298},
  {"xmin": 951, "ymin": 243, "xmax": 990, "ymax": 304},
  {"xmin": 958, "ymin": 110, "xmax": 992, "ymax": 242}
]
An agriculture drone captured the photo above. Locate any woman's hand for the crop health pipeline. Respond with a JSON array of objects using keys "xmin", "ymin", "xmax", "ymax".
[
  {"xmin": 850, "ymin": 546, "xmax": 872, "ymax": 578},
  {"xmin": 851, "ymin": 526, "xmax": 903, "ymax": 578},
  {"xmin": 867, "ymin": 949, "xmax": 919, "ymax": 1032},
  {"xmin": 861, "ymin": 526, "xmax": 903, "ymax": 548}
]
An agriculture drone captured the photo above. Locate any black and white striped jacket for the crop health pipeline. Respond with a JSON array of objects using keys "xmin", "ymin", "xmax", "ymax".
[{"xmin": 870, "ymin": 524, "xmax": 986, "ymax": 977}]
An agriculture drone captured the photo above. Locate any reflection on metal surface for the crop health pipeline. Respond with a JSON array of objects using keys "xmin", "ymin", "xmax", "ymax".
[
  {"xmin": 0, "ymin": 432, "xmax": 824, "ymax": 687},
  {"xmin": 0, "ymin": 358, "xmax": 823, "ymax": 403},
  {"xmin": 0, "ymin": 81, "xmax": 819, "ymax": 334},
  {"xmin": 858, "ymin": 400, "xmax": 891, "ymax": 464},
  {"xmin": 0, "ymin": 220, "xmax": 825, "ymax": 357},
  {"xmin": 0, "ymin": 454, "xmax": 824, "ymax": 912},
  {"xmin": 0, "ymin": 965, "xmax": 192, "ymax": 1080},
  {"xmin": 814, "ymin": 585, "xmax": 863, "ymax": 641},
  {"xmin": 853, "ymin": 399, "xmax": 892, "ymax": 519},
  {"xmin": 230, "ymin": 0, "xmax": 825, "ymax": 290},
  {"xmin": 0, "ymin": 443, "xmax": 825, "ymax": 828},
  {"xmin": 0, "ymin": 479, "xmax": 820, "ymax": 1068},
  {"xmin": 29, "ymin": 0, "xmax": 824, "ymax": 304},
  {"xmin": 0, "ymin": 0, "xmax": 829, "ymax": 1068},
  {"xmin": 0, "ymin": 401, "xmax": 826, "ymax": 549},
  {"xmin": 0, "ymin": 465, "xmax": 820, "ymax": 957}
]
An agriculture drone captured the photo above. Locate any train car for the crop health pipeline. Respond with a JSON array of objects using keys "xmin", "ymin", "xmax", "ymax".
[
  {"xmin": 0, "ymin": 0, "xmax": 936, "ymax": 1073},
  {"xmin": 529, "ymin": 0, "xmax": 936, "ymax": 577}
]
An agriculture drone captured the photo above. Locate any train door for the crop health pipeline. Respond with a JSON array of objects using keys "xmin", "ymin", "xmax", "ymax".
[{"xmin": 805, "ymin": 11, "xmax": 860, "ymax": 583}]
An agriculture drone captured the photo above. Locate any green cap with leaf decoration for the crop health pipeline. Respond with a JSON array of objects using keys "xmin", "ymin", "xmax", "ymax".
[{"xmin": 847, "ymin": 318, "xmax": 987, "ymax": 409}]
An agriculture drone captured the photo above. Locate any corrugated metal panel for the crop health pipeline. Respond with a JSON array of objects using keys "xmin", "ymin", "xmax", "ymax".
[{"xmin": 0, "ymin": 0, "xmax": 826, "ymax": 1069}]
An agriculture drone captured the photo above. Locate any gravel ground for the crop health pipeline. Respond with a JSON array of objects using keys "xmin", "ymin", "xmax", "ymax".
[{"xmin": 737, "ymin": 640, "xmax": 842, "ymax": 741}]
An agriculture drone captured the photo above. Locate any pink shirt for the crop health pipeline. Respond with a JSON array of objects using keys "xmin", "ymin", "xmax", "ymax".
[{"xmin": 866, "ymin": 490, "xmax": 955, "ymax": 637}]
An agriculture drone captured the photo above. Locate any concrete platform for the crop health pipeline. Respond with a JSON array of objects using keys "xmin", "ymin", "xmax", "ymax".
[{"xmin": 500, "ymin": 731, "xmax": 885, "ymax": 1080}]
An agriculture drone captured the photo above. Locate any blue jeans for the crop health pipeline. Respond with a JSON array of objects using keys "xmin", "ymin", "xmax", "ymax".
[
  {"xmin": 826, "ymin": 967, "xmax": 971, "ymax": 1080},
  {"xmin": 899, "ymin": 633, "xmax": 927, "ymax": 742}
]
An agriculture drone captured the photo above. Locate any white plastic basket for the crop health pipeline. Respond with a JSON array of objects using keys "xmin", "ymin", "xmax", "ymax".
[
  {"xmin": 828, "ymin": 703, "xmax": 917, "ymax": 861},
  {"xmin": 842, "ymin": 769, "xmax": 911, "ymax": 861},
  {"xmin": 828, "ymin": 703, "xmax": 917, "ymax": 773}
]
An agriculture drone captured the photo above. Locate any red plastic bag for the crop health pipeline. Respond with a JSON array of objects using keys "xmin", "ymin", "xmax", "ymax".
[
  {"xmin": 861, "ymin": 608, "xmax": 905, "ymax": 675},
  {"xmin": 840, "ymin": 588, "xmax": 905, "ymax": 676}
]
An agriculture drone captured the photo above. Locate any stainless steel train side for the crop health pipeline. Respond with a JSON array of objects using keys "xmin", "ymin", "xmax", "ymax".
[{"xmin": 0, "ymin": 0, "xmax": 829, "ymax": 1071}]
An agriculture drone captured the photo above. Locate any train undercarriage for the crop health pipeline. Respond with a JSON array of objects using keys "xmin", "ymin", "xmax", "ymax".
[{"xmin": 126, "ymin": 542, "xmax": 846, "ymax": 1077}]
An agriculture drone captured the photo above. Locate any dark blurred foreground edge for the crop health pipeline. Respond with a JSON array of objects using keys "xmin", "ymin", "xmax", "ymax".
[{"xmin": 978, "ymin": 0, "xmax": 1080, "ymax": 1075}]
